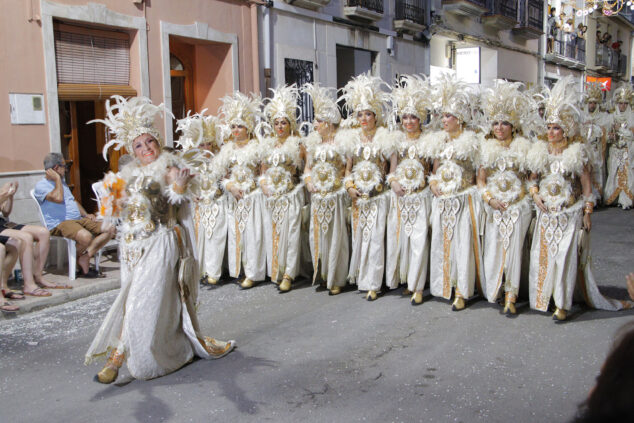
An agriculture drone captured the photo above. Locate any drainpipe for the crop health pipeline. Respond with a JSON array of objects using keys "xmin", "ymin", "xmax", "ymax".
[
  {"xmin": 263, "ymin": 1, "xmax": 272, "ymax": 95},
  {"xmin": 537, "ymin": 0, "xmax": 546, "ymax": 86}
]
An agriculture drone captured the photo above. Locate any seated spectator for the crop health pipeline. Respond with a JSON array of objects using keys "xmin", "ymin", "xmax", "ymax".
[
  {"xmin": 1, "ymin": 181, "xmax": 64, "ymax": 297},
  {"xmin": 573, "ymin": 319, "xmax": 634, "ymax": 422},
  {"xmin": 0, "ymin": 241, "xmax": 19, "ymax": 313},
  {"xmin": 34, "ymin": 153, "xmax": 115, "ymax": 278}
]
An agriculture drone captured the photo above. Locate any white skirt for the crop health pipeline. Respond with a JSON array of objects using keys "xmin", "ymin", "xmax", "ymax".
[
  {"xmin": 385, "ymin": 189, "xmax": 432, "ymax": 292},
  {"xmin": 429, "ymin": 187, "xmax": 484, "ymax": 300},
  {"xmin": 226, "ymin": 190, "xmax": 267, "ymax": 281},
  {"xmin": 529, "ymin": 203, "xmax": 633, "ymax": 312},
  {"xmin": 195, "ymin": 195, "xmax": 227, "ymax": 280},
  {"xmin": 262, "ymin": 184, "xmax": 306, "ymax": 282},
  {"xmin": 482, "ymin": 198, "xmax": 532, "ymax": 302},
  {"xmin": 604, "ymin": 145, "xmax": 634, "ymax": 209},
  {"xmin": 85, "ymin": 226, "xmax": 216, "ymax": 380},
  {"xmin": 348, "ymin": 192, "xmax": 389, "ymax": 292},
  {"xmin": 309, "ymin": 188, "xmax": 349, "ymax": 289}
]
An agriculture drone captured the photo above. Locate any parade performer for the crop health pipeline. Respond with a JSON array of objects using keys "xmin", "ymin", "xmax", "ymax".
[
  {"xmin": 302, "ymin": 83, "xmax": 349, "ymax": 295},
  {"xmin": 86, "ymin": 96, "xmax": 235, "ymax": 383},
  {"xmin": 580, "ymin": 82, "xmax": 609, "ymax": 202},
  {"xmin": 339, "ymin": 73, "xmax": 395, "ymax": 301},
  {"xmin": 428, "ymin": 74, "xmax": 484, "ymax": 311},
  {"xmin": 477, "ymin": 81, "xmax": 533, "ymax": 315},
  {"xmin": 385, "ymin": 75, "xmax": 434, "ymax": 305},
  {"xmin": 527, "ymin": 77, "xmax": 632, "ymax": 321},
  {"xmin": 176, "ymin": 112, "xmax": 226, "ymax": 285},
  {"xmin": 259, "ymin": 85, "xmax": 306, "ymax": 292},
  {"xmin": 604, "ymin": 85, "xmax": 634, "ymax": 209},
  {"xmin": 217, "ymin": 92, "xmax": 267, "ymax": 289}
]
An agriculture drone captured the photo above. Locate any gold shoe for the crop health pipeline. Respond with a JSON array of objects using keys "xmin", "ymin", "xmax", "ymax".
[
  {"xmin": 204, "ymin": 337, "xmax": 236, "ymax": 358},
  {"xmin": 552, "ymin": 307, "xmax": 567, "ymax": 321},
  {"xmin": 96, "ymin": 349, "xmax": 124, "ymax": 384},
  {"xmin": 279, "ymin": 275, "xmax": 292, "ymax": 292},
  {"xmin": 207, "ymin": 277, "xmax": 218, "ymax": 285},
  {"xmin": 411, "ymin": 291, "xmax": 423, "ymax": 305},
  {"xmin": 452, "ymin": 295, "xmax": 465, "ymax": 311},
  {"xmin": 329, "ymin": 286, "xmax": 341, "ymax": 296},
  {"xmin": 503, "ymin": 292, "xmax": 517, "ymax": 315},
  {"xmin": 402, "ymin": 289, "xmax": 412, "ymax": 296},
  {"xmin": 365, "ymin": 290, "xmax": 377, "ymax": 301},
  {"xmin": 240, "ymin": 278, "xmax": 253, "ymax": 289}
]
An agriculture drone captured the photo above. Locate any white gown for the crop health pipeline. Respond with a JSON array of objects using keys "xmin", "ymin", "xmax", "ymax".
[
  {"xmin": 385, "ymin": 131, "xmax": 433, "ymax": 292},
  {"xmin": 480, "ymin": 136, "xmax": 533, "ymax": 303},
  {"xmin": 428, "ymin": 130, "xmax": 485, "ymax": 300},
  {"xmin": 260, "ymin": 135, "xmax": 305, "ymax": 282},
  {"xmin": 580, "ymin": 108, "xmax": 608, "ymax": 201},
  {"xmin": 220, "ymin": 140, "xmax": 268, "ymax": 282},
  {"xmin": 527, "ymin": 141, "xmax": 632, "ymax": 312},
  {"xmin": 85, "ymin": 153, "xmax": 233, "ymax": 380},
  {"xmin": 304, "ymin": 131, "xmax": 350, "ymax": 289},
  {"xmin": 604, "ymin": 109, "xmax": 634, "ymax": 209},
  {"xmin": 343, "ymin": 127, "xmax": 396, "ymax": 292}
]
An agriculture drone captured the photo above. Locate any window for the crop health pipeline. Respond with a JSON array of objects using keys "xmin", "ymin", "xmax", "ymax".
[{"xmin": 284, "ymin": 58, "xmax": 314, "ymax": 127}]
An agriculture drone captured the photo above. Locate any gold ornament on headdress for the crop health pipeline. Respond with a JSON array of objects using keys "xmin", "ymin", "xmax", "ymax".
[
  {"xmin": 338, "ymin": 72, "xmax": 390, "ymax": 127},
  {"xmin": 89, "ymin": 95, "xmax": 169, "ymax": 160},
  {"xmin": 302, "ymin": 82, "xmax": 341, "ymax": 125},
  {"xmin": 613, "ymin": 84, "xmax": 633, "ymax": 106},
  {"xmin": 481, "ymin": 80, "xmax": 531, "ymax": 133},
  {"xmin": 218, "ymin": 91, "xmax": 263, "ymax": 134},
  {"xmin": 175, "ymin": 110, "xmax": 222, "ymax": 151},
  {"xmin": 263, "ymin": 84, "xmax": 301, "ymax": 133},
  {"xmin": 543, "ymin": 76, "xmax": 580, "ymax": 138},
  {"xmin": 391, "ymin": 74, "xmax": 432, "ymax": 122},
  {"xmin": 583, "ymin": 82, "xmax": 603, "ymax": 104},
  {"xmin": 431, "ymin": 73, "xmax": 475, "ymax": 124}
]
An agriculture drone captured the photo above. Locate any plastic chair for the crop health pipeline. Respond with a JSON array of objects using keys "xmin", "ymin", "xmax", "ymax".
[
  {"xmin": 29, "ymin": 189, "xmax": 77, "ymax": 280},
  {"xmin": 91, "ymin": 181, "xmax": 119, "ymax": 271}
]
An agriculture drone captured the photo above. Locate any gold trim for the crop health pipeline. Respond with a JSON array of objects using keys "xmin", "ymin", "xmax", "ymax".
[
  {"xmin": 442, "ymin": 228, "xmax": 452, "ymax": 299},
  {"xmin": 535, "ymin": 223, "xmax": 549, "ymax": 311}
]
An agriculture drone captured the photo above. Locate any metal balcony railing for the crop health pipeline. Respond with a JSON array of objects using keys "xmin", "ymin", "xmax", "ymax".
[
  {"xmin": 395, "ymin": 0, "xmax": 426, "ymax": 25},
  {"xmin": 520, "ymin": 0, "xmax": 543, "ymax": 29},
  {"xmin": 345, "ymin": 0, "xmax": 384, "ymax": 13},
  {"xmin": 486, "ymin": 0, "xmax": 518, "ymax": 19},
  {"xmin": 551, "ymin": 31, "xmax": 585, "ymax": 63},
  {"xmin": 618, "ymin": 54, "xmax": 627, "ymax": 75}
]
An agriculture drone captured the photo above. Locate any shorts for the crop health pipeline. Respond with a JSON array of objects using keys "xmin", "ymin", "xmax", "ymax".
[
  {"xmin": 0, "ymin": 217, "xmax": 25, "ymax": 232},
  {"xmin": 50, "ymin": 217, "xmax": 104, "ymax": 240},
  {"xmin": 0, "ymin": 235, "xmax": 8, "ymax": 245}
]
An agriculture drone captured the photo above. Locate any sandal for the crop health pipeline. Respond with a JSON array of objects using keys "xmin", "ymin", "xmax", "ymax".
[
  {"xmin": 1, "ymin": 301, "xmax": 19, "ymax": 313},
  {"xmin": 23, "ymin": 287, "xmax": 52, "ymax": 297},
  {"xmin": 78, "ymin": 269, "xmax": 102, "ymax": 279},
  {"xmin": 37, "ymin": 282, "xmax": 72, "ymax": 290},
  {"xmin": 1, "ymin": 289, "xmax": 25, "ymax": 300}
]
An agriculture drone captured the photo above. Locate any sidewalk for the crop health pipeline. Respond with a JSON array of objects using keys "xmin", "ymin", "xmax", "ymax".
[{"xmin": 1, "ymin": 253, "xmax": 120, "ymax": 320}]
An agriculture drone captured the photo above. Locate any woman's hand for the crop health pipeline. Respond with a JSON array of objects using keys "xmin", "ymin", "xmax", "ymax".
[
  {"xmin": 626, "ymin": 272, "xmax": 634, "ymax": 301},
  {"xmin": 261, "ymin": 184, "xmax": 272, "ymax": 197},
  {"xmin": 583, "ymin": 212, "xmax": 592, "ymax": 232},
  {"xmin": 306, "ymin": 182, "xmax": 316, "ymax": 193},
  {"xmin": 533, "ymin": 194, "xmax": 547, "ymax": 213},
  {"xmin": 347, "ymin": 187, "xmax": 360, "ymax": 200},
  {"xmin": 489, "ymin": 198, "xmax": 508, "ymax": 212},
  {"xmin": 174, "ymin": 168, "xmax": 193, "ymax": 187},
  {"xmin": 391, "ymin": 181, "xmax": 406, "ymax": 197},
  {"xmin": 430, "ymin": 184, "xmax": 443, "ymax": 197},
  {"xmin": 229, "ymin": 185, "xmax": 243, "ymax": 200}
]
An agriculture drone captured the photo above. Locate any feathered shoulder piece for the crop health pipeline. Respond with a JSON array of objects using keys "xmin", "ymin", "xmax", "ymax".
[
  {"xmin": 264, "ymin": 84, "xmax": 300, "ymax": 132},
  {"xmin": 218, "ymin": 91, "xmax": 263, "ymax": 134},
  {"xmin": 544, "ymin": 76, "xmax": 581, "ymax": 138},
  {"xmin": 220, "ymin": 139, "xmax": 262, "ymax": 167},
  {"xmin": 429, "ymin": 129, "xmax": 481, "ymax": 162},
  {"xmin": 526, "ymin": 140, "xmax": 588, "ymax": 175},
  {"xmin": 479, "ymin": 135, "xmax": 532, "ymax": 171},
  {"xmin": 338, "ymin": 73, "xmax": 390, "ymax": 127},
  {"xmin": 371, "ymin": 127, "xmax": 398, "ymax": 158},
  {"xmin": 302, "ymin": 83, "xmax": 341, "ymax": 124},
  {"xmin": 261, "ymin": 135, "xmax": 302, "ymax": 168},
  {"xmin": 394, "ymin": 130, "xmax": 437, "ymax": 160},
  {"xmin": 175, "ymin": 110, "xmax": 222, "ymax": 151},
  {"xmin": 89, "ymin": 95, "xmax": 169, "ymax": 160}
]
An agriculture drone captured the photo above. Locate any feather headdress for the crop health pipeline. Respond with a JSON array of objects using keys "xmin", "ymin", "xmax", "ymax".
[
  {"xmin": 338, "ymin": 73, "xmax": 390, "ymax": 127},
  {"xmin": 612, "ymin": 83, "xmax": 633, "ymax": 106},
  {"xmin": 431, "ymin": 73, "xmax": 475, "ymax": 124},
  {"xmin": 302, "ymin": 82, "xmax": 341, "ymax": 125},
  {"xmin": 89, "ymin": 95, "xmax": 168, "ymax": 160},
  {"xmin": 218, "ymin": 91, "xmax": 263, "ymax": 134},
  {"xmin": 583, "ymin": 82, "xmax": 604, "ymax": 104},
  {"xmin": 481, "ymin": 80, "xmax": 532, "ymax": 133},
  {"xmin": 175, "ymin": 110, "xmax": 222, "ymax": 151},
  {"xmin": 391, "ymin": 74, "xmax": 432, "ymax": 122},
  {"xmin": 263, "ymin": 84, "xmax": 301, "ymax": 132},
  {"xmin": 544, "ymin": 76, "xmax": 581, "ymax": 137}
]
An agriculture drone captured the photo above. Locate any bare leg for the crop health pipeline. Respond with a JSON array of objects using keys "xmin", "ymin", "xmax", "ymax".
[
  {"xmin": 20, "ymin": 225, "xmax": 50, "ymax": 283},
  {"xmin": 0, "ymin": 230, "xmax": 46, "ymax": 295},
  {"xmin": 0, "ymin": 245, "xmax": 19, "ymax": 312},
  {"xmin": 1, "ymin": 243, "xmax": 18, "ymax": 290},
  {"xmin": 74, "ymin": 229, "xmax": 94, "ymax": 274}
]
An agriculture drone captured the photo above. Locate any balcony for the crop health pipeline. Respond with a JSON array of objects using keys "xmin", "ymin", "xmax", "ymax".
[
  {"xmin": 512, "ymin": 0, "xmax": 543, "ymax": 39},
  {"xmin": 283, "ymin": 0, "xmax": 331, "ymax": 10},
  {"xmin": 394, "ymin": 0, "xmax": 426, "ymax": 34},
  {"xmin": 344, "ymin": 0, "xmax": 384, "ymax": 22},
  {"xmin": 545, "ymin": 31, "xmax": 585, "ymax": 69},
  {"xmin": 482, "ymin": 0, "xmax": 518, "ymax": 30},
  {"xmin": 442, "ymin": 0, "xmax": 488, "ymax": 18}
]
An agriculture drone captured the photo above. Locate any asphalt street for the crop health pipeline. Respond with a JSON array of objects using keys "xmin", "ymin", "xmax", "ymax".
[{"xmin": 1, "ymin": 207, "xmax": 633, "ymax": 423}]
